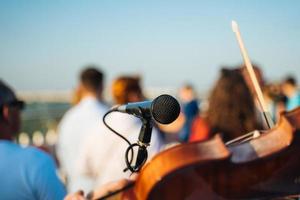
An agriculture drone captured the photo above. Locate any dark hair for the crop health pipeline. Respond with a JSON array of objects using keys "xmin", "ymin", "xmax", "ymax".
[
  {"xmin": 284, "ymin": 76, "xmax": 297, "ymax": 86},
  {"xmin": 206, "ymin": 68, "xmax": 258, "ymax": 142},
  {"xmin": 80, "ymin": 67, "xmax": 104, "ymax": 93}
]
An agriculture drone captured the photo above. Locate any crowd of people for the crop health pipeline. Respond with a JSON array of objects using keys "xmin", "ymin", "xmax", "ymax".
[{"xmin": 0, "ymin": 63, "xmax": 300, "ymax": 199}]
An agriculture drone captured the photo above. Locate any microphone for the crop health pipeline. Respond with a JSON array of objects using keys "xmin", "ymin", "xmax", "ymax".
[
  {"xmin": 108, "ymin": 94, "xmax": 181, "ymax": 172},
  {"xmin": 114, "ymin": 94, "xmax": 180, "ymax": 124}
]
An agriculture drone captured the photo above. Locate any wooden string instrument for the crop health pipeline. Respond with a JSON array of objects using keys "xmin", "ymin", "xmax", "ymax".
[
  {"xmin": 96, "ymin": 107, "xmax": 300, "ymax": 200},
  {"xmin": 95, "ymin": 22, "xmax": 300, "ymax": 200}
]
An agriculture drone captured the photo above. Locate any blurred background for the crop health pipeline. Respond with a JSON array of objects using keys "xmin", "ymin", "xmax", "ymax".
[{"xmin": 0, "ymin": 0, "xmax": 299, "ymax": 146}]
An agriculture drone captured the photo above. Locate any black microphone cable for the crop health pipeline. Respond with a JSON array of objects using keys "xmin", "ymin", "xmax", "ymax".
[{"xmin": 102, "ymin": 109, "xmax": 148, "ymax": 173}]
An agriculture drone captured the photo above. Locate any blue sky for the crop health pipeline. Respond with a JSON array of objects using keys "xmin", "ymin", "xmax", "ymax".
[{"xmin": 0, "ymin": 0, "xmax": 299, "ymax": 92}]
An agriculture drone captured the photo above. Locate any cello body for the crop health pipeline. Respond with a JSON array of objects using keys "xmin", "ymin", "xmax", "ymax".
[{"xmin": 126, "ymin": 108, "xmax": 300, "ymax": 200}]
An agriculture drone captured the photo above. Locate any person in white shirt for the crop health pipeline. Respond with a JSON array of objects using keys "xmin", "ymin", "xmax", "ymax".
[
  {"xmin": 57, "ymin": 67, "xmax": 109, "ymax": 193},
  {"xmin": 77, "ymin": 75, "xmax": 165, "ymax": 188}
]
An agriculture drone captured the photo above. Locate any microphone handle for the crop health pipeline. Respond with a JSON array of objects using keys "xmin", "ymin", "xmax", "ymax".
[{"xmin": 134, "ymin": 118, "xmax": 153, "ymax": 171}]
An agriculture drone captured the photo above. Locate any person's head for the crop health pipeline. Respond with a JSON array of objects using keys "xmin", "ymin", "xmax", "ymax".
[
  {"xmin": 179, "ymin": 83, "xmax": 197, "ymax": 103},
  {"xmin": 282, "ymin": 76, "xmax": 298, "ymax": 97},
  {"xmin": 0, "ymin": 80, "xmax": 24, "ymax": 139},
  {"xmin": 206, "ymin": 68, "xmax": 257, "ymax": 141},
  {"xmin": 78, "ymin": 67, "xmax": 104, "ymax": 100},
  {"xmin": 112, "ymin": 75, "xmax": 144, "ymax": 104}
]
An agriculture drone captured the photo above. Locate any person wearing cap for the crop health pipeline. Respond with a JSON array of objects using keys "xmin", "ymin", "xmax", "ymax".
[{"xmin": 0, "ymin": 79, "xmax": 66, "ymax": 200}]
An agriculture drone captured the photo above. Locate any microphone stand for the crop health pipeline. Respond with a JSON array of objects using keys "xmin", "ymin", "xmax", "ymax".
[{"xmin": 134, "ymin": 113, "xmax": 153, "ymax": 171}]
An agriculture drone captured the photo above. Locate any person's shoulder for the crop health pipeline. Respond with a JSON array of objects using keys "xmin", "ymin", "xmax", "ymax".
[
  {"xmin": 78, "ymin": 98, "xmax": 109, "ymax": 116},
  {"xmin": 58, "ymin": 104, "xmax": 83, "ymax": 128},
  {"xmin": 95, "ymin": 101, "xmax": 110, "ymax": 112},
  {"xmin": 62, "ymin": 104, "xmax": 81, "ymax": 119},
  {"xmin": 0, "ymin": 141, "xmax": 21, "ymax": 154},
  {"xmin": 23, "ymin": 146, "xmax": 54, "ymax": 165}
]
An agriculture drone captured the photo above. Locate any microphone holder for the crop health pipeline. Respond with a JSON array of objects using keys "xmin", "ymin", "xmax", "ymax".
[{"xmin": 134, "ymin": 112, "xmax": 153, "ymax": 171}]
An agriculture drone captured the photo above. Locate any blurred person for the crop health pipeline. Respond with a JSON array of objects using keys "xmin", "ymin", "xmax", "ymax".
[
  {"xmin": 0, "ymin": 80, "xmax": 66, "ymax": 199},
  {"xmin": 77, "ymin": 75, "xmax": 164, "ymax": 188},
  {"xmin": 262, "ymin": 84, "xmax": 277, "ymax": 121},
  {"xmin": 178, "ymin": 84, "xmax": 199, "ymax": 142},
  {"xmin": 263, "ymin": 84, "xmax": 287, "ymax": 122},
  {"xmin": 189, "ymin": 68, "xmax": 260, "ymax": 143},
  {"xmin": 274, "ymin": 93, "xmax": 288, "ymax": 120},
  {"xmin": 281, "ymin": 76, "xmax": 300, "ymax": 111},
  {"xmin": 57, "ymin": 67, "xmax": 109, "ymax": 193}
]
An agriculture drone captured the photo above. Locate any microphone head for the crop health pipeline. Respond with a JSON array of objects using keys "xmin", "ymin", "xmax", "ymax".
[{"xmin": 151, "ymin": 94, "xmax": 181, "ymax": 124}]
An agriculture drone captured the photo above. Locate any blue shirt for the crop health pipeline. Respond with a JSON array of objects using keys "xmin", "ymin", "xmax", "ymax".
[
  {"xmin": 287, "ymin": 92, "xmax": 300, "ymax": 111},
  {"xmin": 0, "ymin": 141, "xmax": 66, "ymax": 200},
  {"xmin": 178, "ymin": 99, "xmax": 200, "ymax": 142}
]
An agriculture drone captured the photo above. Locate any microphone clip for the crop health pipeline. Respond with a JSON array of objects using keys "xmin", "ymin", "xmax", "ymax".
[{"xmin": 137, "ymin": 140, "xmax": 150, "ymax": 148}]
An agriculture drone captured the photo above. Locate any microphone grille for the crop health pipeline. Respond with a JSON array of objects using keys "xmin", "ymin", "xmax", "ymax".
[{"xmin": 151, "ymin": 94, "xmax": 180, "ymax": 124}]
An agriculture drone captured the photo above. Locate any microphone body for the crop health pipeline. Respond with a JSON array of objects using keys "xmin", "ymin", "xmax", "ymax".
[
  {"xmin": 113, "ymin": 94, "xmax": 180, "ymax": 124},
  {"xmin": 116, "ymin": 101, "xmax": 152, "ymax": 119}
]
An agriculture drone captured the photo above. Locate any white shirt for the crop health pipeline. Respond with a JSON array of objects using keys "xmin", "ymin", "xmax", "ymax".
[
  {"xmin": 56, "ymin": 96, "xmax": 109, "ymax": 193},
  {"xmin": 77, "ymin": 111, "xmax": 165, "ymax": 187}
]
